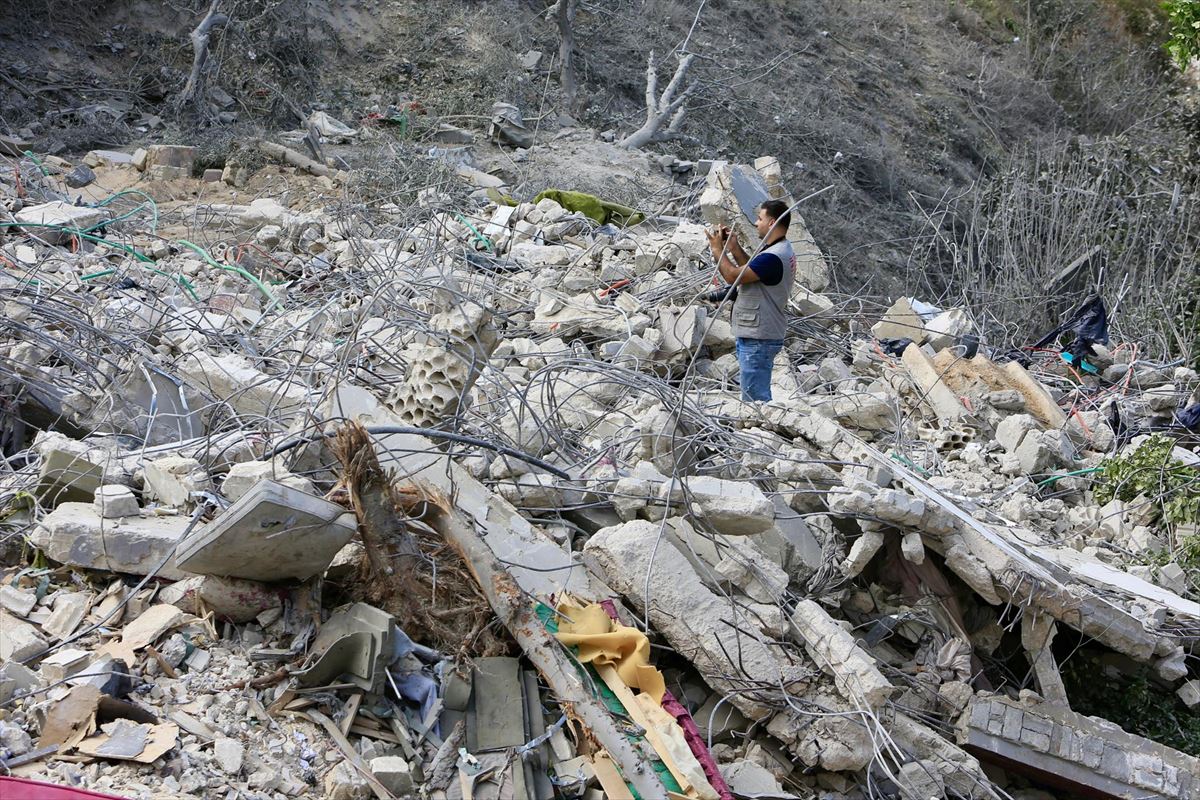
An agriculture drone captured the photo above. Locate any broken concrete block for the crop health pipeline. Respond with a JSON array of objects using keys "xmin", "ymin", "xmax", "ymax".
[
  {"xmin": 996, "ymin": 414, "xmax": 1039, "ymax": 454},
  {"xmin": 0, "ymin": 585, "xmax": 37, "ymax": 617},
  {"xmin": 144, "ymin": 456, "xmax": 211, "ymax": 508},
  {"xmin": 94, "ymin": 485, "xmax": 139, "ymax": 519},
  {"xmin": 896, "ymin": 759, "xmax": 945, "ymax": 800},
  {"xmin": 871, "ymin": 297, "xmax": 924, "ymax": 341},
  {"xmin": 923, "ymin": 308, "xmax": 974, "ymax": 351},
  {"xmin": 39, "ymin": 648, "xmax": 92, "ymax": 682},
  {"xmin": 174, "ymin": 351, "xmax": 311, "ymax": 422},
  {"xmin": 840, "ymin": 529, "xmax": 885, "ymax": 576},
  {"xmin": 0, "ymin": 720, "xmax": 33, "ymax": 757},
  {"xmin": 699, "ymin": 161, "xmax": 830, "ymax": 292},
  {"xmin": 902, "ymin": 343, "xmax": 964, "ymax": 423},
  {"xmin": 791, "ymin": 599, "xmax": 894, "ymax": 709},
  {"xmin": 44, "ymin": 591, "xmax": 92, "ymax": 640},
  {"xmin": 0, "ymin": 661, "xmax": 41, "ymax": 704},
  {"xmin": 0, "ymin": 612, "xmax": 47, "ymax": 662},
  {"xmin": 584, "ymin": 520, "xmax": 803, "ymax": 721},
  {"xmin": 14, "ymin": 201, "xmax": 109, "ymax": 244},
  {"xmin": 959, "ymin": 695, "xmax": 1200, "ymax": 800},
  {"xmin": 220, "ymin": 460, "xmax": 315, "ymax": 502},
  {"xmin": 35, "ymin": 434, "xmax": 106, "ymax": 506},
  {"xmin": 873, "ymin": 489, "xmax": 926, "ymax": 527},
  {"xmin": 145, "ymin": 144, "xmax": 196, "ymax": 171},
  {"xmin": 213, "ymin": 737, "xmax": 244, "ymax": 775},
  {"xmin": 323, "ymin": 761, "xmax": 370, "ymax": 800},
  {"xmin": 369, "ymin": 756, "xmax": 414, "ymax": 796},
  {"xmin": 32, "ymin": 503, "xmax": 194, "ymax": 579},
  {"xmin": 663, "ymin": 475, "xmax": 774, "ymax": 535},
  {"xmin": 718, "ymin": 760, "xmax": 782, "ymax": 796},
  {"xmin": 177, "ymin": 480, "xmax": 356, "ymax": 582},
  {"xmin": 901, "ymin": 531, "xmax": 926, "ymax": 564},
  {"xmin": 656, "ymin": 306, "xmax": 707, "ymax": 358},
  {"xmin": 158, "ymin": 575, "xmax": 281, "ymax": 623}
]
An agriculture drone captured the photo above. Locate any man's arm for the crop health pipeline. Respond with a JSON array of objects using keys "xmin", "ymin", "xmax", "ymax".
[{"xmin": 708, "ymin": 226, "xmax": 760, "ymax": 285}]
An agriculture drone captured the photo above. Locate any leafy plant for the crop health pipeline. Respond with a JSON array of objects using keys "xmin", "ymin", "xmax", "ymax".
[
  {"xmin": 1094, "ymin": 433, "xmax": 1200, "ymax": 527},
  {"xmin": 1062, "ymin": 659, "xmax": 1200, "ymax": 755},
  {"xmin": 1163, "ymin": 0, "xmax": 1200, "ymax": 68}
]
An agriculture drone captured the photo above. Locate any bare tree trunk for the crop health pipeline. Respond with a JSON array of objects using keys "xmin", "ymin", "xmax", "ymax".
[
  {"xmin": 619, "ymin": 51, "xmax": 696, "ymax": 149},
  {"xmin": 175, "ymin": 0, "xmax": 229, "ymax": 115},
  {"xmin": 553, "ymin": 0, "xmax": 579, "ymax": 111}
]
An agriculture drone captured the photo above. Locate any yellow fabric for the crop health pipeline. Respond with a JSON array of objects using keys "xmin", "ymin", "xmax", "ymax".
[{"xmin": 554, "ymin": 600, "xmax": 666, "ymax": 702}]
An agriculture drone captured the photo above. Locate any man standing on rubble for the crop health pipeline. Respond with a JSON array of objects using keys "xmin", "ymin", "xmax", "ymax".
[{"xmin": 705, "ymin": 199, "xmax": 795, "ymax": 402}]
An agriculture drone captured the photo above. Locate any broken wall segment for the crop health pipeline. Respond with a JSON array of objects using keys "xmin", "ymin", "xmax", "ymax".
[
  {"xmin": 789, "ymin": 599, "xmax": 894, "ymax": 709},
  {"xmin": 959, "ymin": 695, "xmax": 1199, "ymax": 800},
  {"xmin": 699, "ymin": 161, "xmax": 830, "ymax": 293}
]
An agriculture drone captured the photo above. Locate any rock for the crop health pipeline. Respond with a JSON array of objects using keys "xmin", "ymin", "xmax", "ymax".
[
  {"xmin": 1178, "ymin": 679, "xmax": 1200, "ymax": 710},
  {"xmin": 1157, "ymin": 562, "xmax": 1187, "ymax": 595},
  {"xmin": 0, "ymin": 662, "xmax": 41, "ymax": 704},
  {"xmin": 94, "ymin": 484, "xmax": 139, "ymax": 519},
  {"xmin": 213, "ymin": 737, "xmax": 244, "ymax": 775},
  {"xmin": 202, "ymin": 168, "xmax": 223, "ymax": 182},
  {"xmin": 144, "ymin": 455, "xmax": 210, "ymax": 506}
]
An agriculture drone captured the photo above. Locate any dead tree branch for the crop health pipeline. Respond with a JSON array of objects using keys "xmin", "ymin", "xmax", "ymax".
[
  {"xmin": 550, "ymin": 0, "xmax": 579, "ymax": 111},
  {"xmin": 175, "ymin": 0, "xmax": 229, "ymax": 115},
  {"xmin": 619, "ymin": 50, "xmax": 696, "ymax": 149}
]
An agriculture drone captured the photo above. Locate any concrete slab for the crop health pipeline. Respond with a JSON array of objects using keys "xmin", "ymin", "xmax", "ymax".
[
  {"xmin": 471, "ymin": 657, "xmax": 526, "ymax": 751},
  {"xmin": 176, "ymin": 480, "xmax": 355, "ymax": 582},
  {"xmin": 14, "ymin": 201, "xmax": 109, "ymax": 244},
  {"xmin": 31, "ymin": 503, "xmax": 194, "ymax": 579}
]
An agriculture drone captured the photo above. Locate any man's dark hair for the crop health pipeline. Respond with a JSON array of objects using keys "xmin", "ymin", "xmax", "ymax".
[{"xmin": 760, "ymin": 199, "xmax": 791, "ymax": 231}]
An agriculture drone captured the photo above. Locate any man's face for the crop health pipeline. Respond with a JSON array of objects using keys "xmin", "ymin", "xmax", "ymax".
[{"xmin": 755, "ymin": 208, "xmax": 775, "ymax": 238}]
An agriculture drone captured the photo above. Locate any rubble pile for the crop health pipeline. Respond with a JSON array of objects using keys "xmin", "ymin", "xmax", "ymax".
[{"xmin": 1, "ymin": 142, "xmax": 1198, "ymax": 800}]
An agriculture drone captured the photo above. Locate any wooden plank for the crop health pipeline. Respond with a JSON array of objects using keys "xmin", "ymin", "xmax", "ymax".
[
  {"xmin": 305, "ymin": 710, "xmax": 396, "ymax": 800},
  {"xmin": 339, "ymin": 693, "xmax": 363, "ymax": 737},
  {"xmin": 590, "ymin": 750, "xmax": 635, "ymax": 800}
]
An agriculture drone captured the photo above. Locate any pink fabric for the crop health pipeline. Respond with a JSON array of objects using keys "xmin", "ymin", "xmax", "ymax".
[
  {"xmin": 597, "ymin": 599, "xmax": 733, "ymax": 800},
  {"xmin": 661, "ymin": 689, "xmax": 735, "ymax": 800},
  {"xmin": 0, "ymin": 777, "xmax": 130, "ymax": 800}
]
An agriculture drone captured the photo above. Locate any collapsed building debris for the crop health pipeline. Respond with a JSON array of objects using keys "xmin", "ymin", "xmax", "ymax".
[{"xmin": 1, "ymin": 135, "xmax": 1198, "ymax": 800}]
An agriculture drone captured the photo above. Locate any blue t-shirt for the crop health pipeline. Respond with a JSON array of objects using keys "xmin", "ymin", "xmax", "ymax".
[{"xmin": 746, "ymin": 251, "xmax": 785, "ymax": 286}]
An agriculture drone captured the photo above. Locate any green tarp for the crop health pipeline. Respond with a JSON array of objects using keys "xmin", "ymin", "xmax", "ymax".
[{"xmin": 532, "ymin": 189, "xmax": 646, "ymax": 227}]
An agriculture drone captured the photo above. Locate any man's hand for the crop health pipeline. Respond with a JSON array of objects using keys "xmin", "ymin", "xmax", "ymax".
[{"xmin": 705, "ymin": 225, "xmax": 727, "ymax": 251}]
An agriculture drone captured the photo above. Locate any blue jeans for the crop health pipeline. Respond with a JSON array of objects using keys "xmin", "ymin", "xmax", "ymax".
[{"xmin": 736, "ymin": 337, "xmax": 783, "ymax": 401}]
